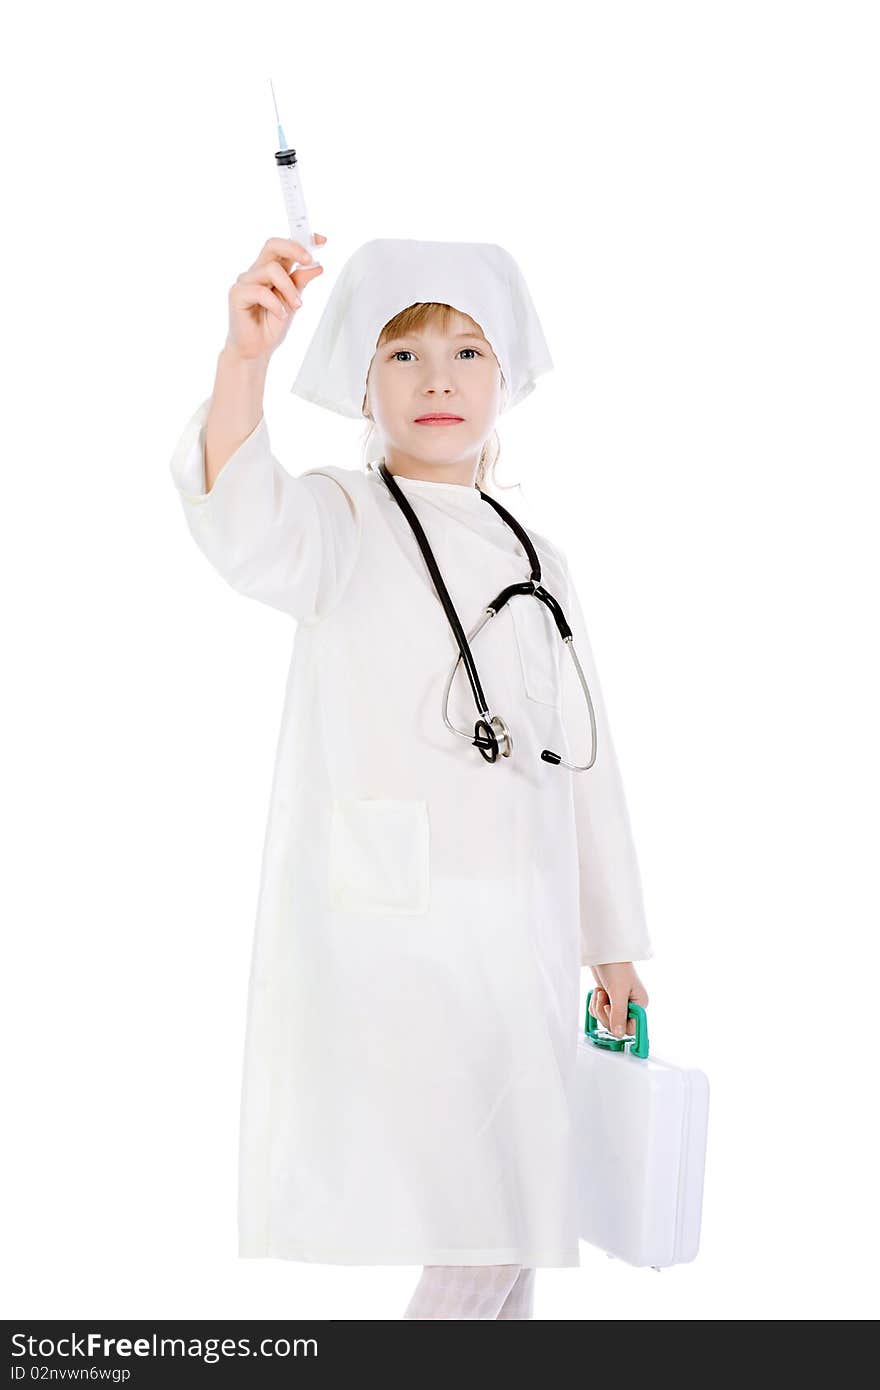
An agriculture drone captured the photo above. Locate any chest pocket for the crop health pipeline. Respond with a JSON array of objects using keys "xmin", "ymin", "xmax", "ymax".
[
  {"xmin": 328, "ymin": 798, "xmax": 430, "ymax": 916},
  {"xmin": 509, "ymin": 597, "xmax": 562, "ymax": 707}
]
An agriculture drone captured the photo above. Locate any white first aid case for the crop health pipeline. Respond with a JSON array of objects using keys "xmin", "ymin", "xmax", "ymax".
[{"xmin": 573, "ymin": 992, "xmax": 710, "ymax": 1269}]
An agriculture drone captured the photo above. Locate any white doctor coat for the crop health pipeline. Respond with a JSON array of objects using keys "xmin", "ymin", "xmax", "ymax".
[{"xmin": 169, "ymin": 397, "xmax": 652, "ymax": 1267}]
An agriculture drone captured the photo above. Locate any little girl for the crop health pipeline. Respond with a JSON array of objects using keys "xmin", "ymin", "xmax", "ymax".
[{"xmin": 169, "ymin": 233, "xmax": 652, "ymax": 1320}]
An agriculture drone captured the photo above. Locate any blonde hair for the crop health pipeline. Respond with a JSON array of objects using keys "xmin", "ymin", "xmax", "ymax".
[{"xmin": 360, "ymin": 301, "xmax": 517, "ymax": 493}]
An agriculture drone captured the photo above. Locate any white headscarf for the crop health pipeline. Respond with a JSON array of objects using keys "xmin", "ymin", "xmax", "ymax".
[{"xmin": 290, "ymin": 238, "xmax": 554, "ymax": 419}]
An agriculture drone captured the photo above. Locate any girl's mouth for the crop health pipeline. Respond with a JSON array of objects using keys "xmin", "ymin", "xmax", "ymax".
[{"xmin": 414, "ymin": 415, "xmax": 464, "ymax": 425}]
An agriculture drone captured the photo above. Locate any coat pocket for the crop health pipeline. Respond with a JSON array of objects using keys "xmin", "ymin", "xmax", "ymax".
[
  {"xmin": 510, "ymin": 598, "xmax": 561, "ymax": 707},
  {"xmin": 328, "ymin": 798, "xmax": 430, "ymax": 916}
]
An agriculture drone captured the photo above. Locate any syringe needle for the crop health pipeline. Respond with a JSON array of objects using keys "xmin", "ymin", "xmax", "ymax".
[{"xmin": 269, "ymin": 77, "xmax": 286, "ymax": 150}]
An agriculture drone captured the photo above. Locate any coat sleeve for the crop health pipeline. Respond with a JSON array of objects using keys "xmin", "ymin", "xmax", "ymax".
[
  {"xmin": 168, "ymin": 396, "xmax": 362, "ymax": 623},
  {"xmin": 558, "ymin": 551, "xmax": 653, "ymax": 968}
]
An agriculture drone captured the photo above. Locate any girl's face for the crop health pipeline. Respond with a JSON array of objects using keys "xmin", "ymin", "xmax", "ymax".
[{"xmin": 363, "ymin": 311, "xmax": 504, "ymax": 483}]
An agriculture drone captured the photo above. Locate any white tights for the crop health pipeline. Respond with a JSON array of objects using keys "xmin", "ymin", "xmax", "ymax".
[{"xmin": 403, "ymin": 1264, "xmax": 536, "ymax": 1320}]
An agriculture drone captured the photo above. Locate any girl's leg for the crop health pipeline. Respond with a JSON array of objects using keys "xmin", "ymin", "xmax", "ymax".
[
  {"xmin": 403, "ymin": 1264, "xmax": 523, "ymax": 1320},
  {"xmin": 496, "ymin": 1266, "xmax": 536, "ymax": 1319}
]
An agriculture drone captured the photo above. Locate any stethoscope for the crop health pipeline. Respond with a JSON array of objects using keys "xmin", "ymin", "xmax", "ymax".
[{"xmin": 378, "ymin": 461, "xmax": 598, "ymax": 771}]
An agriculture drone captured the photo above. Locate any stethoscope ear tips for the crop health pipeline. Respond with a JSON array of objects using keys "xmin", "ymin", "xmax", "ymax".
[{"xmin": 472, "ymin": 716, "xmax": 513, "ymax": 763}]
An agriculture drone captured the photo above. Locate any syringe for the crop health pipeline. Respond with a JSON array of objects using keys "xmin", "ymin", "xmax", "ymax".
[{"xmin": 270, "ymin": 79, "xmax": 322, "ymax": 268}]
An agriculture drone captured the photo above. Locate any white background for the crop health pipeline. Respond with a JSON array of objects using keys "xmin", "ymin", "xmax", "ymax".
[{"xmin": 3, "ymin": 0, "xmax": 878, "ymax": 1321}]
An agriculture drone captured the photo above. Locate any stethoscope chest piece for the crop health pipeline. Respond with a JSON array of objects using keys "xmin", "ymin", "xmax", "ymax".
[{"xmin": 472, "ymin": 714, "xmax": 513, "ymax": 763}]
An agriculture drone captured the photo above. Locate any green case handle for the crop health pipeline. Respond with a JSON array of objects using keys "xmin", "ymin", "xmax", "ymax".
[{"xmin": 585, "ymin": 989, "xmax": 649, "ymax": 1059}]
